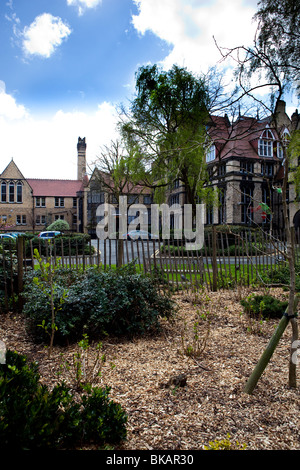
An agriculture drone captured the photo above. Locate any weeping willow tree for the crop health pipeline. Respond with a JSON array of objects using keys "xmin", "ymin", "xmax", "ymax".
[{"xmin": 119, "ymin": 64, "xmax": 220, "ymax": 220}]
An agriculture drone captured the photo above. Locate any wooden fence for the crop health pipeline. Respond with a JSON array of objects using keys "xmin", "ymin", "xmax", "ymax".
[{"xmin": 0, "ymin": 227, "xmax": 298, "ymax": 312}]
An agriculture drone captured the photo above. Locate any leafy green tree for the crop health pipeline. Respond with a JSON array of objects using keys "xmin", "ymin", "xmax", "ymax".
[{"xmin": 119, "ymin": 64, "xmax": 214, "ymax": 212}]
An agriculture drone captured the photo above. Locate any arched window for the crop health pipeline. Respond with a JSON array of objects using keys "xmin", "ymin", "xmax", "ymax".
[
  {"xmin": 258, "ymin": 129, "xmax": 274, "ymax": 157},
  {"xmin": 9, "ymin": 182, "xmax": 15, "ymax": 203},
  {"xmin": 1, "ymin": 182, "xmax": 6, "ymax": 203},
  {"xmin": 277, "ymin": 129, "xmax": 290, "ymax": 159},
  {"xmin": 17, "ymin": 182, "xmax": 23, "ymax": 203}
]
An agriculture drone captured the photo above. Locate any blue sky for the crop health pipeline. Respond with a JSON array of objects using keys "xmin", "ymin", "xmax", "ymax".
[{"xmin": 0, "ymin": 0, "xmax": 298, "ymax": 179}]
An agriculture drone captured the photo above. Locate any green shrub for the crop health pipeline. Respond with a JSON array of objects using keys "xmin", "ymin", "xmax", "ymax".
[
  {"xmin": 260, "ymin": 263, "xmax": 300, "ymax": 291},
  {"xmin": 23, "ymin": 265, "xmax": 175, "ymax": 343},
  {"xmin": 25, "ymin": 233, "xmax": 93, "ymax": 257},
  {"xmin": 0, "ymin": 350, "xmax": 127, "ymax": 449},
  {"xmin": 47, "ymin": 220, "xmax": 70, "ymax": 231},
  {"xmin": 240, "ymin": 294, "xmax": 288, "ymax": 319}
]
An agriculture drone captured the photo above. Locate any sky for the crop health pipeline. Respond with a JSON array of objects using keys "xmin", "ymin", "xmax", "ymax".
[{"xmin": 0, "ymin": 0, "xmax": 299, "ymax": 180}]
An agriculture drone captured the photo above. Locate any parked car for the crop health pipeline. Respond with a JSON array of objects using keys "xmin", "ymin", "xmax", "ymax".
[
  {"xmin": 122, "ymin": 230, "xmax": 159, "ymax": 240},
  {"xmin": 38, "ymin": 231, "xmax": 61, "ymax": 240},
  {"xmin": 0, "ymin": 234, "xmax": 15, "ymax": 240}
]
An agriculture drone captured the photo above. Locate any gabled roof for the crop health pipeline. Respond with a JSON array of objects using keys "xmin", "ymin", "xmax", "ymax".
[
  {"xmin": 207, "ymin": 114, "xmax": 282, "ymax": 161},
  {"xmin": 27, "ymin": 179, "xmax": 84, "ymax": 197},
  {"xmin": 0, "ymin": 159, "xmax": 27, "ymax": 180}
]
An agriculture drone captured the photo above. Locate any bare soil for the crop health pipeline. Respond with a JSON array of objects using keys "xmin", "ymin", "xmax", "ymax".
[{"xmin": 0, "ymin": 286, "xmax": 299, "ymax": 450}]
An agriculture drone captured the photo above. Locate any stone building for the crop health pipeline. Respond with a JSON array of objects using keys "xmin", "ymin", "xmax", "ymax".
[
  {"xmin": 86, "ymin": 168, "xmax": 153, "ymax": 237},
  {"xmin": 167, "ymin": 100, "xmax": 300, "ymax": 230},
  {"xmin": 0, "ymin": 137, "xmax": 88, "ymax": 233}
]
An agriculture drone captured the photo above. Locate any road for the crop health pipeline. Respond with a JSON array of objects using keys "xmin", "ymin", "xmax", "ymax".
[{"xmin": 91, "ymin": 239, "xmax": 282, "ymax": 267}]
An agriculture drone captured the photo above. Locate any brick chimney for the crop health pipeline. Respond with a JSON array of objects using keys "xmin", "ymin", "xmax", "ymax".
[{"xmin": 77, "ymin": 137, "xmax": 86, "ymax": 181}]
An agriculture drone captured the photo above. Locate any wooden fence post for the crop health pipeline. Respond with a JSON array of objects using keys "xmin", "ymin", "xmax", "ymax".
[
  {"xmin": 212, "ymin": 225, "xmax": 218, "ymax": 292},
  {"xmin": 17, "ymin": 236, "xmax": 24, "ymax": 312}
]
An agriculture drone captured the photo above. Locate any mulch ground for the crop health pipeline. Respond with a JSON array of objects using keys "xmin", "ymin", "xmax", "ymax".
[{"xmin": 0, "ymin": 286, "xmax": 299, "ymax": 450}]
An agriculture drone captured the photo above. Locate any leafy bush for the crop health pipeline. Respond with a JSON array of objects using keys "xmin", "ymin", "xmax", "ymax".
[
  {"xmin": 47, "ymin": 220, "xmax": 70, "ymax": 231},
  {"xmin": 0, "ymin": 350, "xmax": 127, "ymax": 449},
  {"xmin": 23, "ymin": 264, "xmax": 175, "ymax": 343},
  {"xmin": 240, "ymin": 294, "xmax": 288, "ymax": 319},
  {"xmin": 25, "ymin": 233, "xmax": 94, "ymax": 257},
  {"xmin": 0, "ymin": 244, "xmax": 18, "ymax": 310},
  {"xmin": 260, "ymin": 263, "xmax": 300, "ymax": 291}
]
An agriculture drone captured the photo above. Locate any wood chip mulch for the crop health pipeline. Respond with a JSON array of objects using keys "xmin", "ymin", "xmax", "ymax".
[{"xmin": 0, "ymin": 286, "xmax": 299, "ymax": 450}]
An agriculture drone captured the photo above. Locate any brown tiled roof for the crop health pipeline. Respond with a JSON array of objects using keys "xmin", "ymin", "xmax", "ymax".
[
  {"xmin": 27, "ymin": 179, "xmax": 84, "ymax": 197},
  {"xmin": 207, "ymin": 114, "xmax": 282, "ymax": 161}
]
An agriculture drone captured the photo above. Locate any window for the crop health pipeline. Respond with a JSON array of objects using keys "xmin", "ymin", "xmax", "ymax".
[
  {"xmin": 16, "ymin": 215, "xmax": 26, "ymax": 225},
  {"xmin": 73, "ymin": 197, "xmax": 77, "ymax": 208},
  {"xmin": 1, "ymin": 182, "xmax": 6, "ymax": 203},
  {"xmin": 240, "ymin": 161, "xmax": 254, "ymax": 174},
  {"xmin": 9, "ymin": 182, "xmax": 14, "ymax": 203},
  {"xmin": 206, "ymin": 144, "xmax": 216, "ymax": 162},
  {"xmin": 55, "ymin": 215, "xmax": 64, "ymax": 220},
  {"xmin": 218, "ymin": 164, "xmax": 226, "ymax": 177},
  {"xmin": 128, "ymin": 195, "xmax": 139, "ymax": 205},
  {"xmin": 55, "ymin": 197, "xmax": 64, "ymax": 207},
  {"xmin": 258, "ymin": 129, "xmax": 274, "ymax": 157},
  {"xmin": 143, "ymin": 195, "xmax": 152, "ymax": 205},
  {"xmin": 261, "ymin": 162, "xmax": 273, "ymax": 176},
  {"xmin": 36, "ymin": 197, "xmax": 46, "ymax": 207},
  {"xmin": 110, "ymin": 195, "xmax": 118, "ymax": 204},
  {"xmin": 170, "ymin": 194, "xmax": 180, "ymax": 205},
  {"xmin": 36, "ymin": 215, "xmax": 46, "ymax": 225},
  {"xmin": 277, "ymin": 129, "xmax": 290, "ymax": 159},
  {"xmin": 17, "ymin": 183, "xmax": 22, "ymax": 203}
]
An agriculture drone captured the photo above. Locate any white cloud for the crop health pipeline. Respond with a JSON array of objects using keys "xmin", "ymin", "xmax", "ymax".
[
  {"xmin": 0, "ymin": 95, "xmax": 120, "ymax": 179},
  {"xmin": 22, "ymin": 13, "xmax": 71, "ymax": 58},
  {"xmin": 67, "ymin": 0, "xmax": 102, "ymax": 16},
  {"xmin": 0, "ymin": 80, "xmax": 28, "ymax": 120},
  {"xmin": 132, "ymin": 0, "xmax": 257, "ymax": 74}
]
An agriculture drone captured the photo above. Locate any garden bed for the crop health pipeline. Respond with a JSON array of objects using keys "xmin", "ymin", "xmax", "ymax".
[{"xmin": 0, "ymin": 286, "xmax": 299, "ymax": 450}]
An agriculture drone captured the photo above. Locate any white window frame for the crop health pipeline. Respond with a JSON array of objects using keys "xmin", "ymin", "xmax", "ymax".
[
  {"xmin": 277, "ymin": 128, "xmax": 290, "ymax": 159},
  {"xmin": 206, "ymin": 144, "xmax": 216, "ymax": 162},
  {"xmin": 258, "ymin": 129, "xmax": 274, "ymax": 158}
]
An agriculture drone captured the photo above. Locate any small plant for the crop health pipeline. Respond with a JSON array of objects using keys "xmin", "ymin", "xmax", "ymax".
[
  {"xmin": 33, "ymin": 249, "xmax": 68, "ymax": 356},
  {"xmin": 204, "ymin": 433, "xmax": 247, "ymax": 450},
  {"xmin": 59, "ymin": 334, "xmax": 115, "ymax": 391},
  {"xmin": 180, "ymin": 292, "xmax": 210, "ymax": 360}
]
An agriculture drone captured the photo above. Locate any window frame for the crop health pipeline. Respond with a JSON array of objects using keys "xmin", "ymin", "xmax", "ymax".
[
  {"xmin": 206, "ymin": 144, "xmax": 216, "ymax": 163},
  {"xmin": 258, "ymin": 129, "xmax": 274, "ymax": 158}
]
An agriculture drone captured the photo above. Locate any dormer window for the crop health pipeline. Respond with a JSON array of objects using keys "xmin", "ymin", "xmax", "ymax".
[
  {"xmin": 206, "ymin": 144, "xmax": 216, "ymax": 162},
  {"xmin": 277, "ymin": 128, "xmax": 290, "ymax": 159},
  {"xmin": 258, "ymin": 129, "xmax": 274, "ymax": 157}
]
